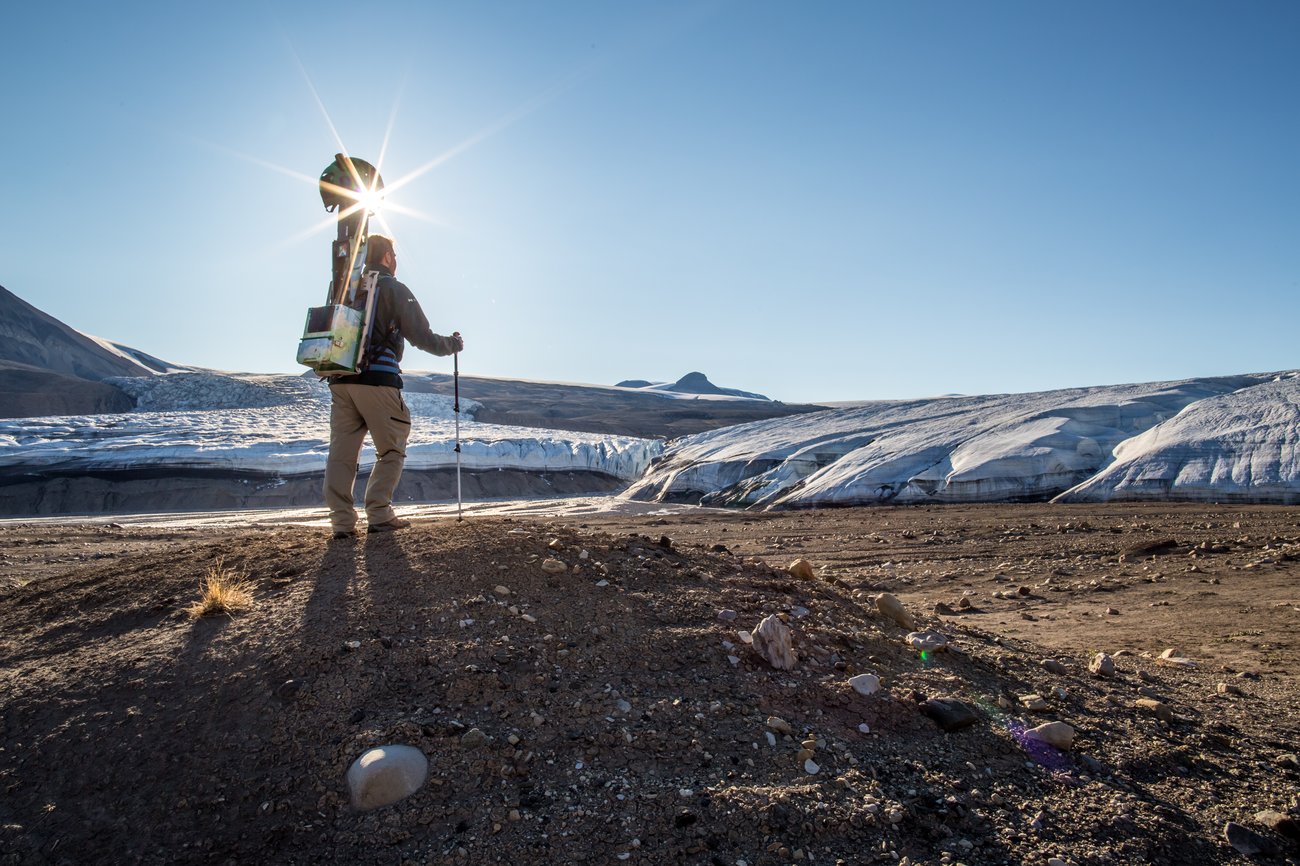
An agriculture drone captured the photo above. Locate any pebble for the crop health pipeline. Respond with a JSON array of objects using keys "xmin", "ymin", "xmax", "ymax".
[
  {"xmin": 1216, "ymin": 682, "xmax": 1243, "ymax": 696},
  {"xmin": 921, "ymin": 697, "xmax": 980, "ymax": 732},
  {"xmin": 958, "ymin": 596, "xmax": 972, "ymax": 609},
  {"xmin": 717, "ymin": 609, "xmax": 738, "ymax": 622},
  {"xmin": 1135, "ymin": 698, "xmax": 1174, "ymax": 723},
  {"xmin": 788, "ymin": 558, "xmax": 815, "ymax": 580},
  {"xmin": 1254, "ymin": 810, "xmax": 1300, "ymax": 841},
  {"xmin": 934, "ymin": 602, "xmax": 957, "ymax": 616},
  {"xmin": 1024, "ymin": 721, "xmax": 1075, "ymax": 750},
  {"xmin": 461, "ymin": 728, "xmax": 488, "ymax": 749},
  {"xmin": 803, "ymin": 758, "xmax": 820, "ymax": 774},
  {"xmin": 540, "ymin": 558, "xmax": 567, "ymax": 574},
  {"xmin": 346, "ymin": 745, "xmax": 428, "ymax": 811},
  {"xmin": 849, "ymin": 673, "xmax": 881, "ymax": 696},
  {"xmin": 1019, "ymin": 694, "xmax": 1049, "ymax": 711},
  {"xmin": 875, "ymin": 592, "xmax": 915, "ymax": 629},
  {"xmin": 493, "ymin": 585, "xmax": 511, "ymax": 596},
  {"xmin": 766, "ymin": 716, "xmax": 793, "ymax": 736},
  {"xmin": 1041, "ymin": 658, "xmax": 1068, "ymax": 675},
  {"xmin": 1225, "ymin": 821, "xmax": 1276, "ymax": 857},
  {"xmin": 1089, "ymin": 653, "xmax": 1116, "ymax": 677},
  {"xmin": 906, "ymin": 630, "xmax": 949, "ymax": 653}
]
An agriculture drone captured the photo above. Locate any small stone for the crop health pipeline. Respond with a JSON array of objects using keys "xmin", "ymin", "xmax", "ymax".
[
  {"xmin": 1089, "ymin": 652, "xmax": 1116, "ymax": 677},
  {"xmin": 493, "ymin": 585, "xmax": 511, "ymax": 596},
  {"xmin": 765, "ymin": 716, "xmax": 793, "ymax": 736},
  {"xmin": 1017, "ymin": 585, "xmax": 1031, "ymax": 596},
  {"xmin": 1135, "ymin": 698, "xmax": 1174, "ymax": 722},
  {"xmin": 276, "ymin": 679, "xmax": 303, "ymax": 700},
  {"xmin": 1225, "ymin": 821, "xmax": 1277, "ymax": 857},
  {"xmin": 1158, "ymin": 648, "xmax": 1198, "ymax": 668},
  {"xmin": 1041, "ymin": 658, "xmax": 1068, "ymax": 675},
  {"xmin": 857, "ymin": 723, "xmax": 871, "ymax": 734},
  {"xmin": 921, "ymin": 697, "xmax": 979, "ymax": 732},
  {"xmin": 1019, "ymin": 694, "xmax": 1049, "ymax": 711},
  {"xmin": 934, "ymin": 602, "xmax": 957, "ymax": 616},
  {"xmin": 346, "ymin": 745, "xmax": 429, "ymax": 811},
  {"xmin": 1106, "ymin": 607, "xmax": 1120, "ymax": 615},
  {"xmin": 803, "ymin": 758, "xmax": 819, "ymax": 774},
  {"xmin": 1024, "ymin": 721, "xmax": 1075, "ymax": 750},
  {"xmin": 716, "ymin": 609, "xmax": 738, "ymax": 622},
  {"xmin": 1216, "ymin": 682, "xmax": 1243, "ymax": 696},
  {"xmin": 849, "ymin": 673, "xmax": 881, "ymax": 696},
  {"xmin": 905, "ymin": 630, "xmax": 949, "ymax": 653},
  {"xmin": 875, "ymin": 593, "xmax": 915, "ymax": 630},
  {"xmin": 958, "ymin": 596, "xmax": 972, "ymax": 609},
  {"xmin": 1254, "ymin": 810, "xmax": 1300, "ymax": 841},
  {"xmin": 540, "ymin": 558, "xmax": 567, "ymax": 574},
  {"xmin": 461, "ymin": 728, "xmax": 488, "ymax": 749},
  {"xmin": 788, "ymin": 559, "xmax": 815, "ymax": 580}
]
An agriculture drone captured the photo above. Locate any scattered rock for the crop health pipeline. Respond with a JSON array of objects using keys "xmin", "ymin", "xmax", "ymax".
[
  {"xmin": 1019, "ymin": 694, "xmax": 1049, "ymax": 711},
  {"xmin": 921, "ymin": 697, "xmax": 979, "ymax": 732},
  {"xmin": 1217, "ymin": 682, "xmax": 1243, "ymax": 696},
  {"xmin": 958, "ymin": 596, "xmax": 972, "ymax": 609},
  {"xmin": 716, "ymin": 608, "xmax": 737, "ymax": 622},
  {"xmin": 1089, "ymin": 652, "xmax": 1115, "ymax": 678},
  {"xmin": 750, "ymin": 614, "xmax": 798, "ymax": 670},
  {"xmin": 1225, "ymin": 821, "xmax": 1277, "ymax": 857},
  {"xmin": 848, "ymin": 673, "xmax": 880, "ymax": 696},
  {"xmin": 276, "ymin": 679, "xmax": 303, "ymax": 700},
  {"xmin": 803, "ymin": 758, "xmax": 820, "ymax": 775},
  {"xmin": 1255, "ymin": 810, "xmax": 1300, "ymax": 841},
  {"xmin": 788, "ymin": 558, "xmax": 815, "ymax": 580},
  {"xmin": 1135, "ymin": 698, "xmax": 1174, "ymax": 722},
  {"xmin": 1158, "ymin": 648, "xmax": 1198, "ymax": 668},
  {"xmin": 540, "ymin": 558, "xmax": 567, "ymax": 574},
  {"xmin": 1041, "ymin": 658, "xmax": 1068, "ymax": 675},
  {"xmin": 1024, "ymin": 721, "xmax": 1075, "ymax": 750},
  {"xmin": 905, "ymin": 630, "xmax": 948, "ymax": 653},
  {"xmin": 875, "ymin": 593, "xmax": 915, "ymax": 630},
  {"xmin": 346, "ymin": 745, "xmax": 429, "ymax": 811},
  {"xmin": 765, "ymin": 716, "xmax": 793, "ymax": 736},
  {"xmin": 461, "ymin": 728, "xmax": 488, "ymax": 749},
  {"xmin": 933, "ymin": 602, "xmax": 957, "ymax": 616}
]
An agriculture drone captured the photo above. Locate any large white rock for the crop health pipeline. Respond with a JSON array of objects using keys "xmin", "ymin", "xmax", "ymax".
[{"xmin": 346, "ymin": 745, "xmax": 429, "ymax": 811}]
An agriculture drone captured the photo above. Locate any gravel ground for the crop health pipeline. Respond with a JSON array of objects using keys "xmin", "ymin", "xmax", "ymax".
[{"xmin": 1, "ymin": 502, "xmax": 1297, "ymax": 865}]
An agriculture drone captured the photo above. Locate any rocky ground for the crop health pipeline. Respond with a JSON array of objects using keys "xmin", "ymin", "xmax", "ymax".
[{"xmin": 1, "ymin": 502, "xmax": 1298, "ymax": 865}]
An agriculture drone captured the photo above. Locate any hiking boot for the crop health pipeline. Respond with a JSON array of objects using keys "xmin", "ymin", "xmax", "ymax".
[
  {"xmin": 367, "ymin": 518, "xmax": 412, "ymax": 535},
  {"xmin": 331, "ymin": 528, "xmax": 358, "ymax": 540}
]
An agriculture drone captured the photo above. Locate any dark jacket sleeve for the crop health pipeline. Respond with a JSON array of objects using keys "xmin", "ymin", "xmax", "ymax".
[{"xmin": 384, "ymin": 278, "xmax": 459, "ymax": 357}]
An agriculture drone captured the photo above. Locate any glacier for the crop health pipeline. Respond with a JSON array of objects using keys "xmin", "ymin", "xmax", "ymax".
[
  {"xmin": 625, "ymin": 372, "xmax": 1300, "ymax": 508},
  {"xmin": 0, "ymin": 372, "xmax": 661, "ymax": 489}
]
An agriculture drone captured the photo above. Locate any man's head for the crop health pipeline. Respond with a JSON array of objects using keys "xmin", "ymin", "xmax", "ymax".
[{"xmin": 365, "ymin": 234, "xmax": 397, "ymax": 273}]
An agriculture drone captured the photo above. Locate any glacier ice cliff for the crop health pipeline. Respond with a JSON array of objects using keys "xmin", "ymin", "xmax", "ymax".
[{"xmin": 625, "ymin": 372, "xmax": 1300, "ymax": 508}]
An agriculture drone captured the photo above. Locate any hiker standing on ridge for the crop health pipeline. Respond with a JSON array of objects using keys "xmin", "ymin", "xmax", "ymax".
[{"xmin": 324, "ymin": 234, "xmax": 463, "ymax": 539}]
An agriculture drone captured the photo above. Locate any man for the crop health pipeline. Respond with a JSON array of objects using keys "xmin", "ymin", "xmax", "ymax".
[{"xmin": 324, "ymin": 234, "xmax": 463, "ymax": 538}]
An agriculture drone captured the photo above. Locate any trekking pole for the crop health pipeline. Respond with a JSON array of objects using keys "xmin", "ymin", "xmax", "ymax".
[{"xmin": 453, "ymin": 347, "xmax": 462, "ymax": 522}]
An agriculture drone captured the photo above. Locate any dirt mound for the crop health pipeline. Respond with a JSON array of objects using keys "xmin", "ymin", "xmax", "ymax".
[{"xmin": 1, "ymin": 507, "xmax": 1298, "ymax": 865}]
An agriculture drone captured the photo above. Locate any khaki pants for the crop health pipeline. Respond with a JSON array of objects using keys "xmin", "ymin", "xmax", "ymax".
[{"xmin": 324, "ymin": 383, "xmax": 412, "ymax": 531}]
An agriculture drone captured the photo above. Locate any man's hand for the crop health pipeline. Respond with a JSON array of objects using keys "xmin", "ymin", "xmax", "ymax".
[{"xmin": 451, "ymin": 331, "xmax": 464, "ymax": 353}]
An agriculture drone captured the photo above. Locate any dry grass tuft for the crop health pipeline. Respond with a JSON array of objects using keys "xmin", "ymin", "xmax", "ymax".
[{"xmin": 186, "ymin": 562, "xmax": 254, "ymax": 619}]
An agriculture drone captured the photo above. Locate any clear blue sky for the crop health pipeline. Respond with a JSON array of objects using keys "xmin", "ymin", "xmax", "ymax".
[{"xmin": 3, "ymin": 1, "xmax": 1296, "ymax": 403}]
